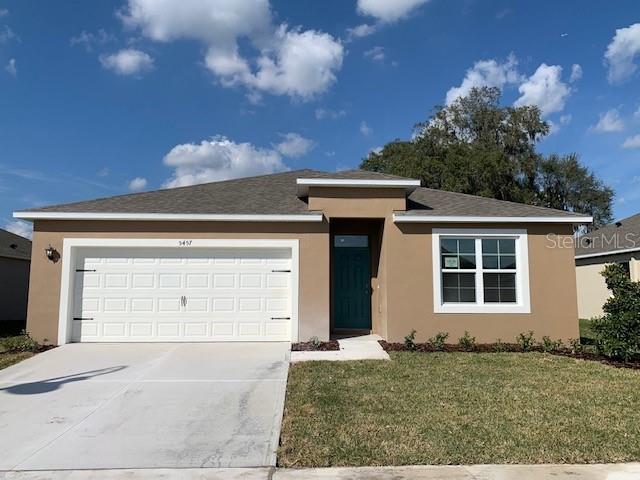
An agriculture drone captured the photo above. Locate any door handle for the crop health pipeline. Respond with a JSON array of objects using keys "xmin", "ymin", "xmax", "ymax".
[{"xmin": 180, "ymin": 295, "xmax": 187, "ymax": 307}]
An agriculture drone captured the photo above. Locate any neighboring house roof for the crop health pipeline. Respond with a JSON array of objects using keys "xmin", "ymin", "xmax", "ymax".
[
  {"xmin": 0, "ymin": 229, "xmax": 31, "ymax": 261},
  {"xmin": 14, "ymin": 169, "xmax": 589, "ymax": 223},
  {"xmin": 575, "ymin": 212, "xmax": 640, "ymax": 259}
]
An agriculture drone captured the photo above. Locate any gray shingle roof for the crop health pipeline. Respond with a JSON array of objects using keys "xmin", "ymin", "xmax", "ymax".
[
  {"xmin": 21, "ymin": 169, "xmax": 409, "ymax": 216},
  {"xmin": 575, "ymin": 213, "xmax": 640, "ymax": 257},
  {"xmin": 402, "ymin": 188, "xmax": 588, "ymax": 219},
  {"xmin": 18, "ymin": 168, "xmax": 585, "ymax": 221},
  {"xmin": 0, "ymin": 229, "xmax": 31, "ymax": 261}
]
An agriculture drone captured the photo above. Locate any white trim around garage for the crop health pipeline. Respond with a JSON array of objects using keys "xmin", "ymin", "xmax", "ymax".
[
  {"xmin": 14, "ymin": 212, "xmax": 324, "ymax": 222},
  {"xmin": 57, "ymin": 238, "xmax": 300, "ymax": 345},
  {"xmin": 394, "ymin": 214, "xmax": 593, "ymax": 224}
]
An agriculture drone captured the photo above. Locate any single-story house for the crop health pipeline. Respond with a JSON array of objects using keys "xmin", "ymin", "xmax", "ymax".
[
  {"xmin": 0, "ymin": 228, "xmax": 31, "ymax": 324},
  {"xmin": 575, "ymin": 212, "xmax": 640, "ymax": 319},
  {"xmin": 14, "ymin": 169, "xmax": 591, "ymax": 345}
]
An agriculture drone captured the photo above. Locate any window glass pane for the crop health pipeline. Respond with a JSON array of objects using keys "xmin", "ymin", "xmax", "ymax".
[
  {"xmin": 483, "ymin": 273, "xmax": 516, "ymax": 303},
  {"xmin": 499, "ymin": 239, "xmax": 515, "ymax": 254},
  {"xmin": 459, "ymin": 255, "xmax": 476, "ymax": 269},
  {"xmin": 482, "ymin": 239, "xmax": 498, "ymax": 254},
  {"xmin": 441, "ymin": 239, "xmax": 457, "ymax": 254},
  {"xmin": 499, "ymin": 255, "xmax": 516, "ymax": 269},
  {"xmin": 442, "ymin": 273, "xmax": 475, "ymax": 303},
  {"xmin": 334, "ymin": 235, "xmax": 368, "ymax": 247},
  {"xmin": 458, "ymin": 239, "xmax": 475, "ymax": 254},
  {"xmin": 482, "ymin": 255, "xmax": 498, "ymax": 269}
]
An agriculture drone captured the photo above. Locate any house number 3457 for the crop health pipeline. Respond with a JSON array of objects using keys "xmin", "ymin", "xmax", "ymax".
[{"xmin": 178, "ymin": 240, "xmax": 193, "ymax": 246}]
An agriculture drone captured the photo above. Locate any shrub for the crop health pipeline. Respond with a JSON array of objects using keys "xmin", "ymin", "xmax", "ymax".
[
  {"xmin": 1, "ymin": 331, "xmax": 39, "ymax": 353},
  {"xmin": 569, "ymin": 338, "xmax": 583, "ymax": 355},
  {"xmin": 428, "ymin": 332, "xmax": 449, "ymax": 351},
  {"xmin": 540, "ymin": 336, "xmax": 563, "ymax": 353},
  {"xmin": 516, "ymin": 331, "xmax": 535, "ymax": 352},
  {"xmin": 404, "ymin": 329, "xmax": 417, "ymax": 351},
  {"xmin": 458, "ymin": 331, "xmax": 476, "ymax": 351},
  {"xmin": 493, "ymin": 338, "xmax": 507, "ymax": 352},
  {"xmin": 592, "ymin": 264, "xmax": 640, "ymax": 361},
  {"xmin": 308, "ymin": 336, "xmax": 322, "ymax": 349}
]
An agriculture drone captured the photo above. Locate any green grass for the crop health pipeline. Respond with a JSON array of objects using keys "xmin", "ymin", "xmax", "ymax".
[
  {"xmin": 279, "ymin": 352, "xmax": 640, "ymax": 467},
  {"xmin": 0, "ymin": 351, "xmax": 34, "ymax": 370}
]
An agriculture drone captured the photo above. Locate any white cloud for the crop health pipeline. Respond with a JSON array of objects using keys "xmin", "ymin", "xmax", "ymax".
[
  {"xmin": 635, "ymin": 105, "xmax": 640, "ymax": 118},
  {"xmin": 100, "ymin": 48, "xmax": 154, "ymax": 76},
  {"xmin": 0, "ymin": 25, "xmax": 15, "ymax": 44},
  {"xmin": 569, "ymin": 63, "xmax": 582, "ymax": 82},
  {"xmin": 514, "ymin": 64, "xmax": 571, "ymax": 117},
  {"xmin": 163, "ymin": 136, "xmax": 289, "ymax": 188},
  {"xmin": 445, "ymin": 55, "xmax": 521, "ymax": 105},
  {"xmin": 357, "ymin": 0, "xmax": 430, "ymax": 22},
  {"xmin": 5, "ymin": 58, "xmax": 16, "ymax": 76},
  {"xmin": 364, "ymin": 46, "xmax": 385, "ymax": 62},
  {"xmin": 591, "ymin": 109, "xmax": 625, "ymax": 133},
  {"xmin": 4, "ymin": 220, "xmax": 32, "ymax": 240},
  {"xmin": 121, "ymin": 0, "xmax": 343, "ymax": 101},
  {"xmin": 70, "ymin": 29, "xmax": 115, "ymax": 52},
  {"xmin": 560, "ymin": 114, "xmax": 572, "ymax": 125},
  {"xmin": 605, "ymin": 23, "xmax": 640, "ymax": 84},
  {"xmin": 622, "ymin": 134, "xmax": 640, "ymax": 149},
  {"xmin": 0, "ymin": 8, "xmax": 8, "ymax": 17},
  {"xmin": 360, "ymin": 121, "xmax": 372, "ymax": 136},
  {"xmin": 315, "ymin": 107, "xmax": 346, "ymax": 120},
  {"xmin": 97, "ymin": 167, "xmax": 110, "ymax": 177},
  {"xmin": 346, "ymin": 23, "xmax": 377, "ymax": 40},
  {"xmin": 128, "ymin": 177, "xmax": 148, "ymax": 191},
  {"xmin": 274, "ymin": 133, "xmax": 315, "ymax": 158}
]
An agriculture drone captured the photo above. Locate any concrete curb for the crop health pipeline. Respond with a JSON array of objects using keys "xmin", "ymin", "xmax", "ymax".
[{"xmin": 290, "ymin": 335, "xmax": 390, "ymax": 363}]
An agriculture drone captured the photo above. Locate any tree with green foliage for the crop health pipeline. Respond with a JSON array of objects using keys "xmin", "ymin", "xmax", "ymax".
[
  {"xmin": 592, "ymin": 264, "xmax": 640, "ymax": 361},
  {"xmin": 360, "ymin": 87, "xmax": 613, "ymax": 228}
]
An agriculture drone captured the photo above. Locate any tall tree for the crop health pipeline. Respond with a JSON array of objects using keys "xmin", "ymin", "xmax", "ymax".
[{"xmin": 360, "ymin": 87, "xmax": 613, "ymax": 228}]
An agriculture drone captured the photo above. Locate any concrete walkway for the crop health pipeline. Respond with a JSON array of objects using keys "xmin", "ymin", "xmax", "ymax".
[
  {"xmin": 290, "ymin": 334, "xmax": 390, "ymax": 362},
  {"xmin": 2, "ymin": 463, "xmax": 640, "ymax": 479}
]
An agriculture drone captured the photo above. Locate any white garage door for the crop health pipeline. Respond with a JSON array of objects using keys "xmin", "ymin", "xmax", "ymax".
[{"xmin": 71, "ymin": 247, "xmax": 293, "ymax": 342}]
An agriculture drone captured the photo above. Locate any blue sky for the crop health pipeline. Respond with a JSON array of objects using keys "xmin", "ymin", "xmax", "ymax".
[{"xmin": 1, "ymin": 0, "xmax": 639, "ymax": 238}]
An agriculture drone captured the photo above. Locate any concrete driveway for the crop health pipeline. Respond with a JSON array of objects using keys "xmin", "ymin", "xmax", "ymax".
[{"xmin": 0, "ymin": 343, "xmax": 289, "ymax": 471}]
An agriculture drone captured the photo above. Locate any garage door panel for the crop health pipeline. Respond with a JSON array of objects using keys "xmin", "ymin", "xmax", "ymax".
[{"xmin": 71, "ymin": 247, "xmax": 293, "ymax": 342}]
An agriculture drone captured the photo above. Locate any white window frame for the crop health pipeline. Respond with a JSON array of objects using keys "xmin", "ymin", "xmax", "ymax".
[{"xmin": 432, "ymin": 228, "xmax": 531, "ymax": 314}]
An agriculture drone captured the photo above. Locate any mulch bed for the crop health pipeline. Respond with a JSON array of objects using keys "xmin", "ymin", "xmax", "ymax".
[
  {"xmin": 292, "ymin": 340, "xmax": 340, "ymax": 351},
  {"xmin": 379, "ymin": 341, "xmax": 640, "ymax": 370}
]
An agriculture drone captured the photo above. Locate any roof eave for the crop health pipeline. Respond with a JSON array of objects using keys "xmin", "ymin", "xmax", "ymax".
[
  {"xmin": 296, "ymin": 178, "xmax": 421, "ymax": 197},
  {"xmin": 393, "ymin": 214, "xmax": 593, "ymax": 224},
  {"xmin": 13, "ymin": 212, "xmax": 325, "ymax": 222}
]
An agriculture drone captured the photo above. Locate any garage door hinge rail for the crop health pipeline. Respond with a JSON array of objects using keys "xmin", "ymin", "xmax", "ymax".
[
  {"xmin": 76, "ymin": 269, "xmax": 97, "ymax": 272},
  {"xmin": 271, "ymin": 269, "xmax": 291, "ymax": 273},
  {"xmin": 271, "ymin": 317, "xmax": 291, "ymax": 320},
  {"xmin": 73, "ymin": 317, "xmax": 94, "ymax": 321}
]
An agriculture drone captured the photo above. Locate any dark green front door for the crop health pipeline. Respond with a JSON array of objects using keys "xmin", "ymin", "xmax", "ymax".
[{"xmin": 333, "ymin": 235, "xmax": 371, "ymax": 330}]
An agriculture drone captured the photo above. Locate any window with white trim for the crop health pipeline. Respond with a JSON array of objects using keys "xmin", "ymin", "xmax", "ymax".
[{"xmin": 433, "ymin": 229, "xmax": 531, "ymax": 314}]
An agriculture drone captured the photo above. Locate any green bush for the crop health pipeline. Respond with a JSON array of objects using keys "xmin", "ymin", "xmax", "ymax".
[
  {"xmin": 569, "ymin": 338, "xmax": 583, "ymax": 354},
  {"xmin": 592, "ymin": 264, "xmax": 640, "ymax": 361},
  {"xmin": 493, "ymin": 338, "xmax": 507, "ymax": 352},
  {"xmin": 540, "ymin": 336, "xmax": 563, "ymax": 353},
  {"xmin": 428, "ymin": 332, "xmax": 449, "ymax": 351},
  {"xmin": 404, "ymin": 329, "xmax": 417, "ymax": 351},
  {"xmin": 1, "ymin": 331, "xmax": 39, "ymax": 353},
  {"xmin": 516, "ymin": 331, "xmax": 535, "ymax": 352},
  {"xmin": 458, "ymin": 331, "xmax": 476, "ymax": 351}
]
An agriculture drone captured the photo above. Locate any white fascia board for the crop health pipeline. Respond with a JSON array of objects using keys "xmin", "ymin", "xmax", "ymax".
[
  {"xmin": 296, "ymin": 178, "xmax": 421, "ymax": 196},
  {"xmin": 575, "ymin": 246, "xmax": 640, "ymax": 260},
  {"xmin": 393, "ymin": 214, "xmax": 593, "ymax": 224},
  {"xmin": 13, "ymin": 211, "xmax": 324, "ymax": 222}
]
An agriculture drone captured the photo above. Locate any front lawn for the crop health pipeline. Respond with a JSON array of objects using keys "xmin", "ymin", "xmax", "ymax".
[
  {"xmin": 279, "ymin": 352, "xmax": 640, "ymax": 467},
  {"xmin": 0, "ymin": 351, "xmax": 35, "ymax": 370}
]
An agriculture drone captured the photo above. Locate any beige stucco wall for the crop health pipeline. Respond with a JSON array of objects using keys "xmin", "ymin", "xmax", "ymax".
[
  {"xmin": 384, "ymin": 222, "xmax": 580, "ymax": 343},
  {"xmin": 575, "ymin": 263, "xmax": 610, "ymax": 319},
  {"xmin": 25, "ymin": 189, "xmax": 581, "ymax": 345},
  {"xmin": 26, "ymin": 220, "xmax": 330, "ymax": 344}
]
